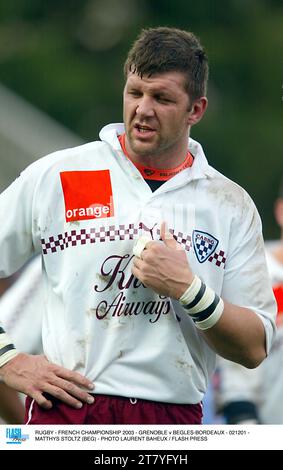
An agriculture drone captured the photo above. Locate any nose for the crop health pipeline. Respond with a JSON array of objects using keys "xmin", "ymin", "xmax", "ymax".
[{"xmin": 136, "ymin": 96, "xmax": 155, "ymax": 118}]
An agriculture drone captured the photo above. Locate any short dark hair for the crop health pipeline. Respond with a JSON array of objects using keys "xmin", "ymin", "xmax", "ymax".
[{"xmin": 124, "ymin": 26, "xmax": 209, "ymax": 101}]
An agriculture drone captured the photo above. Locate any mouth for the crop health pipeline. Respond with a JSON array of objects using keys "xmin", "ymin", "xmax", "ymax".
[
  {"xmin": 135, "ymin": 123, "xmax": 155, "ymax": 131},
  {"xmin": 133, "ymin": 123, "xmax": 156, "ymax": 138}
]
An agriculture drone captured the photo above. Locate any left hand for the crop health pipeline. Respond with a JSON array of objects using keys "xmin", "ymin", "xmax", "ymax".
[{"xmin": 132, "ymin": 222, "xmax": 194, "ymax": 299}]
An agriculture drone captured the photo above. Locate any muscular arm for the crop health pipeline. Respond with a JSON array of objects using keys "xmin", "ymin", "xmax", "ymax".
[
  {"xmin": 201, "ymin": 302, "xmax": 266, "ymax": 368},
  {"xmin": 132, "ymin": 223, "xmax": 271, "ymax": 368}
]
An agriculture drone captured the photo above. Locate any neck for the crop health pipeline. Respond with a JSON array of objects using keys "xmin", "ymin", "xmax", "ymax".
[
  {"xmin": 125, "ymin": 137, "xmax": 190, "ymax": 169},
  {"xmin": 118, "ymin": 133, "xmax": 194, "ymax": 181}
]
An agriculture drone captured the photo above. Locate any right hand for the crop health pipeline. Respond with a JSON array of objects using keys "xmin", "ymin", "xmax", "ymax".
[
  {"xmin": 132, "ymin": 222, "xmax": 194, "ymax": 300},
  {"xmin": 0, "ymin": 353, "xmax": 95, "ymax": 409}
]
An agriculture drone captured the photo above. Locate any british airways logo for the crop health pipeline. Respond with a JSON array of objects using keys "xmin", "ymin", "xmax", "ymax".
[{"xmin": 193, "ymin": 230, "xmax": 218, "ymax": 263}]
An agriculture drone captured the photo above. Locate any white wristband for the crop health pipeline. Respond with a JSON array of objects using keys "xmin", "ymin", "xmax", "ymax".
[
  {"xmin": 179, "ymin": 275, "xmax": 202, "ymax": 305},
  {"xmin": 194, "ymin": 298, "xmax": 224, "ymax": 330},
  {"xmin": 0, "ymin": 329, "xmax": 19, "ymax": 368},
  {"xmin": 179, "ymin": 276, "xmax": 224, "ymax": 330},
  {"xmin": 187, "ymin": 284, "xmax": 215, "ymax": 315},
  {"xmin": 0, "ymin": 349, "xmax": 19, "ymax": 368}
]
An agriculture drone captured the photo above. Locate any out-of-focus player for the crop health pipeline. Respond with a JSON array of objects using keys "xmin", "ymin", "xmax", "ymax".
[{"xmin": 215, "ymin": 181, "xmax": 283, "ymax": 424}]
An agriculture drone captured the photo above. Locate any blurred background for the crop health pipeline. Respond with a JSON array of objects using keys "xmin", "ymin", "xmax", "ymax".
[{"xmin": 0, "ymin": 0, "xmax": 282, "ymax": 238}]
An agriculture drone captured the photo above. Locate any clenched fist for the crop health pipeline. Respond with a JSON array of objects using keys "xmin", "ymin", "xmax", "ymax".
[{"xmin": 132, "ymin": 222, "xmax": 194, "ymax": 299}]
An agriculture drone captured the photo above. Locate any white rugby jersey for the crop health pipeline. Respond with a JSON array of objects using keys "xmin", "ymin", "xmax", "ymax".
[
  {"xmin": 0, "ymin": 123, "xmax": 276, "ymax": 404},
  {"xmin": 0, "ymin": 256, "xmax": 43, "ymax": 355}
]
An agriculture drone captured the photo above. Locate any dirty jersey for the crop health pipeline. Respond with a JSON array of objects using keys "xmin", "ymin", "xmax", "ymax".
[{"xmin": 0, "ymin": 123, "xmax": 276, "ymax": 404}]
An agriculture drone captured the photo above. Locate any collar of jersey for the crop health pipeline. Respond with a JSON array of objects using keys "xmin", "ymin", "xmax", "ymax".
[
  {"xmin": 99, "ymin": 123, "xmax": 213, "ymax": 185},
  {"xmin": 118, "ymin": 133, "xmax": 194, "ymax": 181}
]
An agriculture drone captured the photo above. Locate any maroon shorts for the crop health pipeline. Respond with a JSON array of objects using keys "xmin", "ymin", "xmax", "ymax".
[{"xmin": 25, "ymin": 394, "xmax": 202, "ymax": 425}]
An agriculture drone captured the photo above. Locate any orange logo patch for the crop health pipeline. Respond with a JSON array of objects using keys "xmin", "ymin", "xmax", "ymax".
[{"xmin": 60, "ymin": 170, "xmax": 114, "ymax": 222}]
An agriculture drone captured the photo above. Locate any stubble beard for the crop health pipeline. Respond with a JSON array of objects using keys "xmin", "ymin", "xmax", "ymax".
[{"xmin": 127, "ymin": 128, "xmax": 169, "ymax": 159}]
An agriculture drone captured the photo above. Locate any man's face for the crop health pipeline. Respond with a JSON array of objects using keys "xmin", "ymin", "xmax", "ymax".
[{"xmin": 123, "ymin": 71, "xmax": 192, "ymax": 161}]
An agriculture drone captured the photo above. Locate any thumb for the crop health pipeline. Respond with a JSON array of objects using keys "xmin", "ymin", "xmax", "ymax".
[{"xmin": 160, "ymin": 222, "xmax": 181, "ymax": 250}]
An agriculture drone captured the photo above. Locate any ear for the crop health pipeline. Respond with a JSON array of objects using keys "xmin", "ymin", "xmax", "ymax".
[
  {"xmin": 274, "ymin": 198, "xmax": 283, "ymax": 230},
  {"xmin": 187, "ymin": 96, "xmax": 208, "ymax": 126}
]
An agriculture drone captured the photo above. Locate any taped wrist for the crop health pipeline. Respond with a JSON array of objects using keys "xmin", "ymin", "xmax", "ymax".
[
  {"xmin": 0, "ymin": 326, "xmax": 18, "ymax": 368},
  {"xmin": 179, "ymin": 275, "xmax": 224, "ymax": 330}
]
